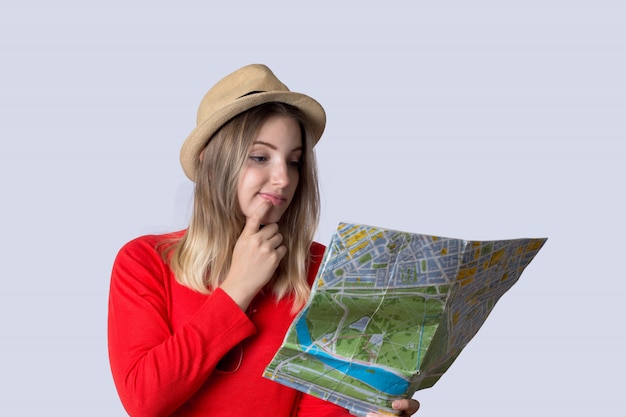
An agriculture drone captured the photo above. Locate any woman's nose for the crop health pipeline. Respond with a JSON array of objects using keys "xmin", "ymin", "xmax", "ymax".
[{"xmin": 271, "ymin": 161, "xmax": 290, "ymax": 187}]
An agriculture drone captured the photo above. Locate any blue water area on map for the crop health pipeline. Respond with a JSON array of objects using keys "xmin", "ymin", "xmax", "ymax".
[{"xmin": 295, "ymin": 314, "xmax": 409, "ymax": 396}]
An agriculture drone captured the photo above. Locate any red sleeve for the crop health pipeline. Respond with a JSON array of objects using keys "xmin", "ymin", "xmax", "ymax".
[
  {"xmin": 309, "ymin": 241, "xmax": 326, "ymax": 285},
  {"xmin": 107, "ymin": 237, "xmax": 256, "ymax": 417},
  {"xmin": 295, "ymin": 393, "xmax": 351, "ymax": 417}
]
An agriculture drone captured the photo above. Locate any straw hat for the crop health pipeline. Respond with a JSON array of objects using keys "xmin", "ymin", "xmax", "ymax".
[{"xmin": 179, "ymin": 64, "xmax": 326, "ymax": 182}]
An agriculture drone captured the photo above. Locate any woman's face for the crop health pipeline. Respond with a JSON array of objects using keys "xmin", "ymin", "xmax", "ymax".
[{"xmin": 237, "ymin": 115, "xmax": 302, "ymax": 225}]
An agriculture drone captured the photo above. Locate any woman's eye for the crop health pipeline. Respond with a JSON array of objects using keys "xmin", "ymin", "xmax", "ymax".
[
  {"xmin": 289, "ymin": 160, "xmax": 303, "ymax": 168},
  {"xmin": 249, "ymin": 156, "xmax": 267, "ymax": 163}
]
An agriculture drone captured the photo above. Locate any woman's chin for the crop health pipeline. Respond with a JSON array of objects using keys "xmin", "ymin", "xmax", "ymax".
[
  {"xmin": 260, "ymin": 216, "xmax": 280, "ymax": 225},
  {"xmin": 261, "ymin": 210, "xmax": 285, "ymax": 225}
]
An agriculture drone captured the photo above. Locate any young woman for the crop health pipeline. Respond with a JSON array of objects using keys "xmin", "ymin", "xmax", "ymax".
[{"xmin": 107, "ymin": 64, "xmax": 420, "ymax": 417}]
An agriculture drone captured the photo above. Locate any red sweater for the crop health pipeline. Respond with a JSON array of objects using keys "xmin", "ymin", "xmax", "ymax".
[{"xmin": 108, "ymin": 232, "xmax": 349, "ymax": 417}]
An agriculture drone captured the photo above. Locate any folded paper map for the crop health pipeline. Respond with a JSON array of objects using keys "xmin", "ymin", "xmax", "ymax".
[{"xmin": 263, "ymin": 222, "xmax": 547, "ymax": 416}]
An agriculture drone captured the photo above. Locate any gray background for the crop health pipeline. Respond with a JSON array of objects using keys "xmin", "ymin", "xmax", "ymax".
[{"xmin": 1, "ymin": 0, "xmax": 624, "ymax": 416}]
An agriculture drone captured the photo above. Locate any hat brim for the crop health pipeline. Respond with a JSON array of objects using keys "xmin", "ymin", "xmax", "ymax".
[{"xmin": 180, "ymin": 91, "xmax": 326, "ymax": 182}]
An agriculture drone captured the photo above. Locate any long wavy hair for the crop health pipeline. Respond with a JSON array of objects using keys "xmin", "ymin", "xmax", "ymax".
[{"xmin": 164, "ymin": 102, "xmax": 320, "ymax": 312}]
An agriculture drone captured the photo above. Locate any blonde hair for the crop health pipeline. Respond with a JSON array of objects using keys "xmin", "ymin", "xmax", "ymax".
[{"xmin": 165, "ymin": 102, "xmax": 320, "ymax": 311}]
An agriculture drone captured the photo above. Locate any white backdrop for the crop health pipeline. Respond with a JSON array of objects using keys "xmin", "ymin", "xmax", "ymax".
[{"xmin": 1, "ymin": 1, "xmax": 624, "ymax": 416}]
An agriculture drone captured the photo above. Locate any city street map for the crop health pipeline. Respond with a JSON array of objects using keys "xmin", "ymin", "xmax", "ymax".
[{"xmin": 263, "ymin": 222, "xmax": 547, "ymax": 416}]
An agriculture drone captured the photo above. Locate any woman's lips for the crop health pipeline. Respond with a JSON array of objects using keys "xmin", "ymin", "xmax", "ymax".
[{"xmin": 259, "ymin": 193, "xmax": 286, "ymax": 206}]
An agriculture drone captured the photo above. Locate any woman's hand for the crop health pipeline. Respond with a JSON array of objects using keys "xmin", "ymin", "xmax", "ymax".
[
  {"xmin": 366, "ymin": 398, "xmax": 421, "ymax": 417},
  {"xmin": 220, "ymin": 200, "xmax": 286, "ymax": 310}
]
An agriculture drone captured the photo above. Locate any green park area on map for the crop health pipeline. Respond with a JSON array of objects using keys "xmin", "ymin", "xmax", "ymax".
[{"xmin": 264, "ymin": 222, "xmax": 547, "ymax": 416}]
